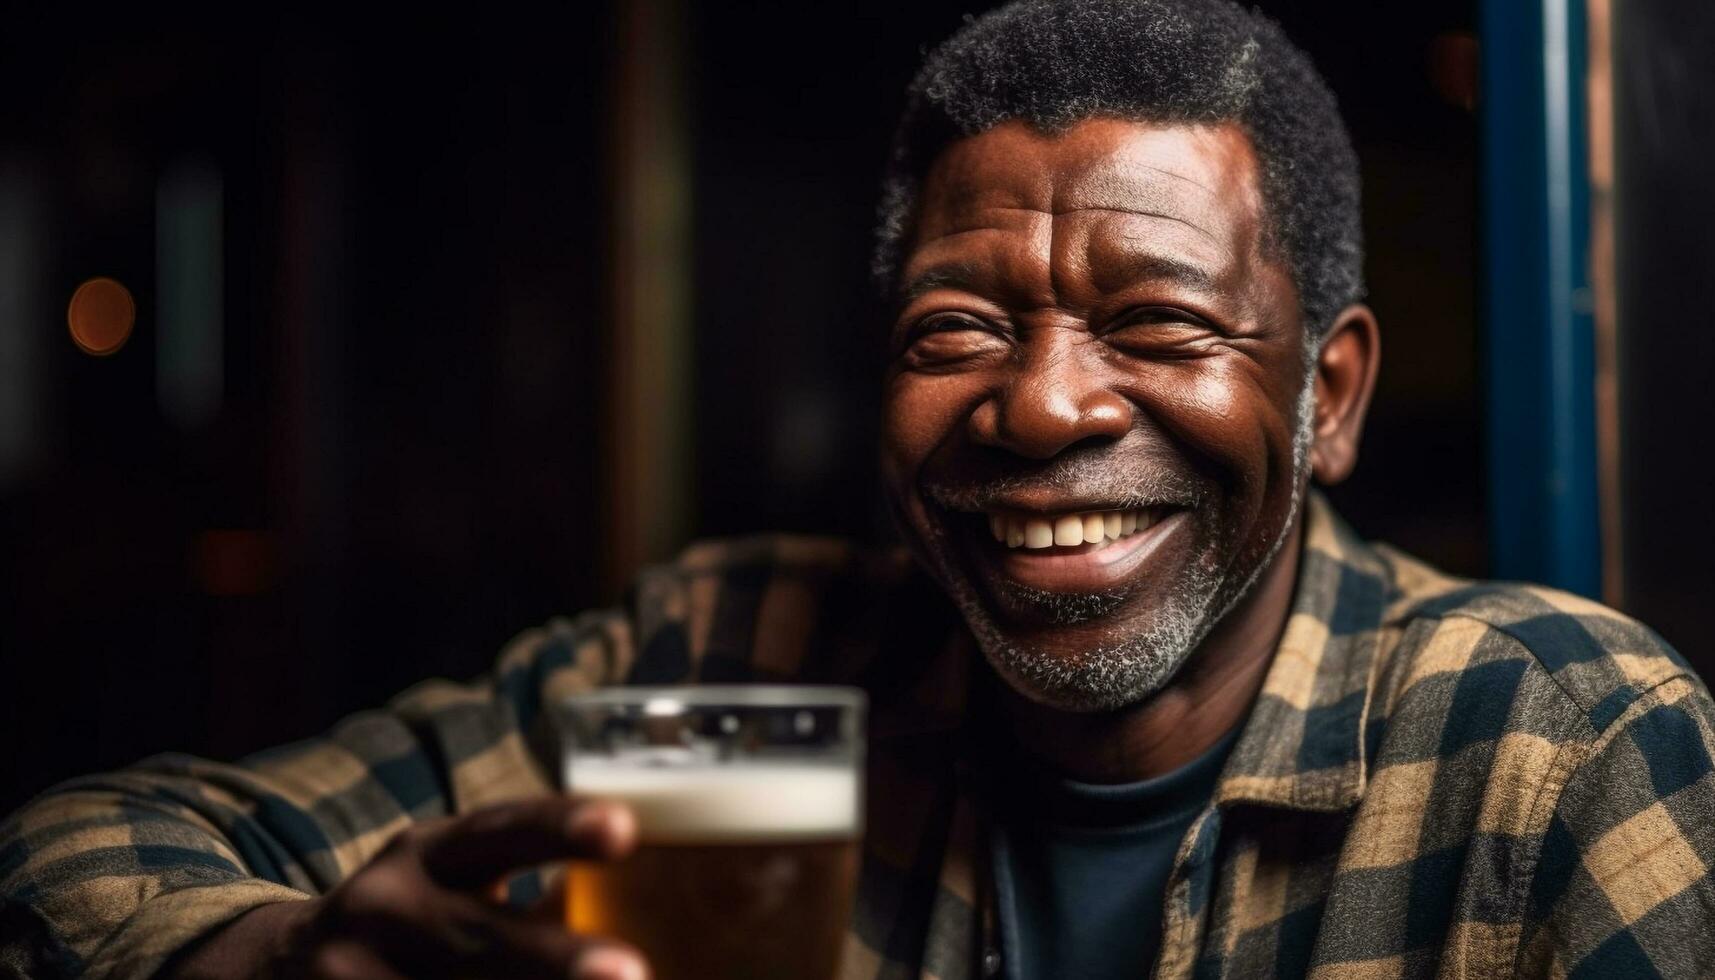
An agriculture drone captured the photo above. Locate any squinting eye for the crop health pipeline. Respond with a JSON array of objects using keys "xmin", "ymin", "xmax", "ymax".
[
  {"xmin": 918, "ymin": 311, "xmax": 989, "ymax": 332},
  {"xmin": 1103, "ymin": 308, "xmax": 1218, "ymax": 354},
  {"xmin": 1114, "ymin": 307, "xmax": 1203, "ymax": 329},
  {"xmin": 900, "ymin": 313, "xmax": 1008, "ymax": 368}
]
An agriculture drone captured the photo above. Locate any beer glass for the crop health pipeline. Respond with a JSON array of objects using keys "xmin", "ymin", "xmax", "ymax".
[{"xmin": 557, "ymin": 686, "xmax": 865, "ymax": 980}]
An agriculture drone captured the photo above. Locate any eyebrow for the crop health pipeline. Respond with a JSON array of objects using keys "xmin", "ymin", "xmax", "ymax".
[
  {"xmin": 1101, "ymin": 252, "xmax": 1221, "ymax": 295},
  {"xmin": 897, "ymin": 252, "xmax": 1220, "ymax": 310},
  {"xmin": 896, "ymin": 263, "xmax": 985, "ymax": 308}
]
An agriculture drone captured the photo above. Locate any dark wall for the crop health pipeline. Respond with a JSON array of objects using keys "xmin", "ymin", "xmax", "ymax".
[
  {"xmin": 1, "ymin": 2, "xmax": 1483, "ymax": 815},
  {"xmin": 1, "ymin": 10, "xmax": 613, "ymax": 811},
  {"xmin": 1613, "ymin": 1, "xmax": 1715, "ymax": 665}
]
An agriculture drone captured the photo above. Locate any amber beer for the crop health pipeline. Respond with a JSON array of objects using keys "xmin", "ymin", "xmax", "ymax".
[{"xmin": 559, "ymin": 688, "xmax": 865, "ymax": 980}]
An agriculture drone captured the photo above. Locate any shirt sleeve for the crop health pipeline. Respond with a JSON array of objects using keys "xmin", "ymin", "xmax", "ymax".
[
  {"xmin": 0, "ymin": 608, "xmax": 635, "ymax": 980},
  {"xmin": 1519, "ymin": 673, "xmax": 1715, "ymax": 979}
]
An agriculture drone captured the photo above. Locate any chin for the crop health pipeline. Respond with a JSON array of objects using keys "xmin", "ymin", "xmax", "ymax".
[
  {"xmin": 914, "ymin": 487, "xmax": 1304, "ymax": 713},
  {"xmin": 937, "ymin": 539, "xmax": 1230, "ymax": 713},
  {"xmin": 895, "ymin": 449, "xmax": 1310, "ymax": 713}
]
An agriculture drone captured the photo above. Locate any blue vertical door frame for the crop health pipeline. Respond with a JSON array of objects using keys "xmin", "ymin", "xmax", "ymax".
[{"xmin": 1480, "ymin": 0, "xmax": 1601, "ymax": 596}]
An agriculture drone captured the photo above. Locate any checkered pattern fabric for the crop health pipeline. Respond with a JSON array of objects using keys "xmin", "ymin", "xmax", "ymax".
[{"xmin": 3, "ymin": 493, "xmax": 1711, "ymax": 978}]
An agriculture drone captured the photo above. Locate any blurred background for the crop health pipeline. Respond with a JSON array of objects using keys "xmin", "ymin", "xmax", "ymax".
[{"xmin": 2, "ymin": 0, "xmax": 1709, "ymax": 814}]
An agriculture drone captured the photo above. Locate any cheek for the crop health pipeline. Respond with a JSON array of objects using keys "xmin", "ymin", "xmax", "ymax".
[
  {"xmin": 1126, "ymin": 360, "xmax": 1297, "ymax": 498},
  {"xmin": 881, "ymin": 373, "xmax": 987, "ymax": 481}
]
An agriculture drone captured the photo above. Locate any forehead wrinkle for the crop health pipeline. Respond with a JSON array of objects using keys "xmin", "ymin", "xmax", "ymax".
[
  {"xmin": 902, "ymin": 213, "xmax": 1057, "ymax": 309},
  {"xmin": 910, "ymin": 205, "xmax": 1234, "ymax": 313},
  {"xmin": 910, "ymin": 140, "xmax": 1251, "ymax": 310},
  {"xmin": 1047, "ymin": 207, "xmax": 1236, "ymax": 311},
  {"xmin": 1045, "ymin": 210, "xmax": 1082, "ymax": 313},
  {"xmin": 1010, "ymin": 213, "xmax": 1058, "ymax": 309},
  {"xmin": 1062, "ymin": 154, "xmax": 1223, "ymax": 218},
  {"xmin": 1120, "ymin": 161, "xmax": 1217, "ymax": 195},
  {"xmin": 911, "ymin": 198, "xmax": 1043, "ymax": 248},
  {"xmin": 1063, "ymin": 159, "xmax": 1220, "ymax": 206},
  {"xmin": 959, "ymin": 205, "xmax": 1225, "ymax": 254}
]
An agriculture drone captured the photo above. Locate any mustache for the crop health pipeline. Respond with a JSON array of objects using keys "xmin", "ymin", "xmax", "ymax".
[{"xmin": 920, "ymin": 449, "xmax": 1210, "ymax": 512}]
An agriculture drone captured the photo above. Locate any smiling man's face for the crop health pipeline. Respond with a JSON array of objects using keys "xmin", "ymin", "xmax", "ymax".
[{"xmin": 882, "ymin": 117, "xmax": 1316, "ymax": 712}]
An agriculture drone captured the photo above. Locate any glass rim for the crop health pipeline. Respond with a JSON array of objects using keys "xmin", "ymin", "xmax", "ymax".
[{"xmin": 557, "ymin": 684, "xmax": 866, "ymax": 711}]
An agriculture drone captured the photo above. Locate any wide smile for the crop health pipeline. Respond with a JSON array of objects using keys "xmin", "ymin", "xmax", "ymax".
[{"xmin": 946, "ymin": 503, "xmax": 1191, "ymax": 596}]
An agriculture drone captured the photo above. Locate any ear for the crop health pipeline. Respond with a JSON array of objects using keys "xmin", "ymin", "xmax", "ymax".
[{"xmin": 1308, "ymin": 304, "xmax": 1381, "ymax": 485}]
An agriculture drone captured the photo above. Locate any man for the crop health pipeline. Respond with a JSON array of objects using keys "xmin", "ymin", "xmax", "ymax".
[{"xmin": 4, "ymin": 1, "xmax": 1712, "ymax": 977}]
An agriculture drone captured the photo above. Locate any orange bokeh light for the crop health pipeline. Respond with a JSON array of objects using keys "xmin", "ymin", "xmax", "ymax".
[{"xmin": 68, "ymin": 277, "xmax": 136, "ymax": 356}]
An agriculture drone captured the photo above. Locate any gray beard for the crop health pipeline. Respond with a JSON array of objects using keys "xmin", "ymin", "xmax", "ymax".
[{"xmin": 945, "ymin": 372, "xmax": 1318, "ymax": 713}]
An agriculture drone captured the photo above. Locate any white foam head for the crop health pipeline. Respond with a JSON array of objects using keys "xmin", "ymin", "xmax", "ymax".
[{"xmin": 567, "ymin": 761, "xmax": 860, "ymax": 844}]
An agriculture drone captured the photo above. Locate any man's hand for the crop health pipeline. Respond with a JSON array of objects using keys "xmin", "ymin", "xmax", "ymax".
[{"xmin": 165, "ymin": 796, "xmax": 647, "ymax": 980}]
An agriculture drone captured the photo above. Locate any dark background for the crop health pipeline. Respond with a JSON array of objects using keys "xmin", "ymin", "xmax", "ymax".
[
  {"xmin": 1, "ymin": 2, "xmax": 1486, "ymax": 814},
  {"xmin": 1611, "ymin": 1, "xmax": 1715, "ymax": 664}
]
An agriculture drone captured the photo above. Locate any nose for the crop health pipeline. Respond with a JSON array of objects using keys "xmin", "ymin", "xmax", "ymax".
[{"xmin": 968, "ymin": 337, "xmax": 1133, "ymax": 459}]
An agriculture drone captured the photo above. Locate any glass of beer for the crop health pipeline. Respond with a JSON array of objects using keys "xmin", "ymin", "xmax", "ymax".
[{"xmin": 557, "ymin": 686, "xmax": 865, "ymax": 980}]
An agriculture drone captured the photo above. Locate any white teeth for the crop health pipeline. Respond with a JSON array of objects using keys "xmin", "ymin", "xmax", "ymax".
[
  {"xmin": 1023, "ymin": 519, "xmax": 1055, "ymax": 549},
  {"xmin": 1082, "ymin": 513, "xmax": 1105, "ymax": 544},
  {"xmin": 1053, "ymin": 515, "xmax": 1084, "ymax": 547},
  {"xmin": 987, "ymin": 508, "xmax": 1159, "ymax": 549}
]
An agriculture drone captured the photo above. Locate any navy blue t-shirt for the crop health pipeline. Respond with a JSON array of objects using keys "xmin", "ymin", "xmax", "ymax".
[{"xmin": 991, "ymin": 726, "xmax": 1241, "ymax": 980}]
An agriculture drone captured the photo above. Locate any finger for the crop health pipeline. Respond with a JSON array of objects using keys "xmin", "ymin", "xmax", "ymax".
[
  {"xmin": 300, "ymin": 939, "xmax": 412, "ymax": 980},
  {"xmin": 479, "ymin": 919, "xmax": 648, "ymax": 980},
  {"xmin": 418, "ymin": 796, "xmax": 636, "ymax": 891},
  {"xmin": 397, "ymin": 898, "xmax": 648, "ymax": 980},
  {"xmin": 573, "ymin": 942, "xmax": 651, "ymax": 980}
]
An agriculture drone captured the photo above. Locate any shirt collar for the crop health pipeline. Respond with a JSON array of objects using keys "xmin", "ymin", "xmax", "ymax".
[{"xmin": 1211, "ymin": 491, "xmax": 1392, "ymax": 812}]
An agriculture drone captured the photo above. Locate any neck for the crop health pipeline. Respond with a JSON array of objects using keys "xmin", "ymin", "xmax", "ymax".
[{"xmin": 988, "ymin": 507, "xmax": 1305, "ymax": 784}]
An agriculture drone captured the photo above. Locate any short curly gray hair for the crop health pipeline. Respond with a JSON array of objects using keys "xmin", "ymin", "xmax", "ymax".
[{"xmin": 874, "ymin": 0, "xmax": 1365, "ymax": 337}]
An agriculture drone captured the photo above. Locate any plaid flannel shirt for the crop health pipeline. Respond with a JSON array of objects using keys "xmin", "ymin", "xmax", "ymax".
[{"xmin": 3, "ymin": 492, "xmax": 1712, "ymax": 979}]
